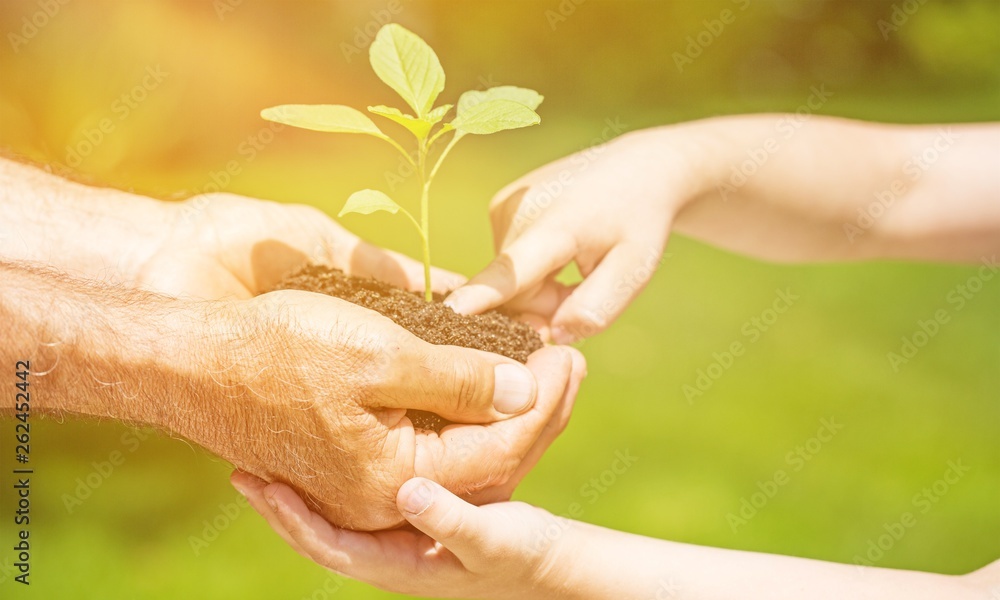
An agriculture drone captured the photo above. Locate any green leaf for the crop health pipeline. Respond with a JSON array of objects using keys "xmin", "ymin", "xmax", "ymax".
[
  {"xmin": 369, "ymin": 24, "xmax": 445, "ymax": 118},
  {"xmin": 427, "ymin": 104, "xmax": 453, "ymax": 123},
  {"xmin": 368, "ymin": 105, "xmax": 433, "ymax": 139},
  {"xmin": 450, "ymin": 99, "xmax": 540, "ymax": 135},
  {"xmin": 338, "ymin": 189, "xmax": 401, "ymax": 218},
  {"xmin": 457, "ymin": 86, "xmax": 544, "ymax": 117},
  {"xmin": 261, "ymin": 105, "xmax": 384, "ymax": 136}
]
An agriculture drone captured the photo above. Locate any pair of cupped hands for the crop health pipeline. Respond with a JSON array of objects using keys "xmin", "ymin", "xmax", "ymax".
[{"xmin": 141, "ymin": 131, "xmax": 670, "ymax": 594}]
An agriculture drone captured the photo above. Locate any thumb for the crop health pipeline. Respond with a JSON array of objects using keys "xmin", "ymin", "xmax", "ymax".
[
  {"xmin": 377, "ymin": 339, "xmax": 538, "ymax": 422},
  {"xmin": 397, "ymin": 478, "xmax": 500, "ymax": 566}
]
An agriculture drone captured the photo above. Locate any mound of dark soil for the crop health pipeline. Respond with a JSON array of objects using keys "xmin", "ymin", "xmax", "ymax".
[{"xmin": 272, "ymin": 265, "xmax": 543, "ymax": 430}]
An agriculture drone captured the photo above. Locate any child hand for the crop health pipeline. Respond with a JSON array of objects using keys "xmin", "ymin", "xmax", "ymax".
[
  {"xmin": 443, "ymin": 129, "xmax": 691, "ymax": 344},
  {"xmin": 234, "ymin": 474, "xmax": 576, "ymax": 600}
]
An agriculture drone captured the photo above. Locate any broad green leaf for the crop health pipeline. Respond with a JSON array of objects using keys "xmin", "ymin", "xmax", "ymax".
[
  {"xmin": 369, "ymin": 24, "xmax": 445, "ymax": 118},
  {"xmin": 338, "ymin": 189, "xmax": 401, "ymax": 218},
  {"xmin": 261, "ymin": 105, "xmax": 384, "ymax": 136},
  {"xmin": 450, "ymin": 99, "xmax": 540, "ymax": 135},
  {"xmin": 368, "ymin": 105, "xmax": 433, "ymax": 139},
  {"xmin": 457, "ymin": 86, "xmax": 544, "ymax": 117}
]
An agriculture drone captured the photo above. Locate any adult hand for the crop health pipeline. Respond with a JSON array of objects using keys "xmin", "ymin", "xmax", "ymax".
[
  {"xmin": 0, "ymin": 158, "xmax": 465, "ymax": 301},
  {"xmin": 0, "ymin": 159, "xmax": 586, "ymax": 530},
  {"xmin": 228, "ymin": 344, "xmax": 585, "ymax": 530},
  {"xmin": 215, "ymin": 300, "xmax": 585, "ymax": 530},
  {"xmin": 141, "ymin": 191, "xmax": 467, "ymax": 299}
]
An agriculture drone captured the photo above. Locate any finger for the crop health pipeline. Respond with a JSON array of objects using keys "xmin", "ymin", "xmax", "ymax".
[
  {"xmin": 373, "ymin": 340, "xmax": 539, "ymax": 422},
  {"xmin": 230, "ymin": 471, "xmax": 310, "ymax": 559},
  {"xmin": 445, "ymin": 228, "xmax": 577, "ymax": 316},
  {"xmin": 550, "ymin": 241, "xmax": 663, "ymax": 344},
  {"xmin": 503, "ymin": 280, "xmax": 577, "ymax": 323},
  {"xmin": 396, "ymin": 477, "xmax": 505, "ymax": 571},
  {"xmin": 348, "ymin": 239, "xmax": 467, "ymax": 295},
  {"xmin": 264, "ymin": 481, "xmax": 433, "ymax": 587},
  {"xmin": 415, "ymin": 346, "xmax": 574, "ymax": 496},
  {"xmin": 468, "ymin": 347, "xmax": 587, "ymax": 504},
  {"xmin": 488, "ymin": 186, "xmax": 529, "ymax": 251}
]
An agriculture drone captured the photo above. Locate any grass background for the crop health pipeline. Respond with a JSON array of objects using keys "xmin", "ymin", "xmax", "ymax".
[{"xmin": 0, "ymin": 1, "xmax": 997, "ymax": 598}]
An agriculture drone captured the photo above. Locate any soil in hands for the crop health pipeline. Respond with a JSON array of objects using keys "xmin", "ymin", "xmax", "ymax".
[{"xmin": 272, "ymin": 265, "xmax": 543, "ymax": 431}]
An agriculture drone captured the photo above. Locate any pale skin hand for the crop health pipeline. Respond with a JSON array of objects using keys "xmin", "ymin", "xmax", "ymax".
[
  {"xmin": 0, "ymin": 157, "xmax": 584, "ymax": 529},
  {"xmin": 0, "ymin": 157, "xmax": 466, "ymax": 299},
  {"xmin": 237, "ymin": 476, "xmax": 1000, "ymax": 600},
  {"xmin": 443, "ymin": 115, "xmax": 1000, "ymax": 343}
]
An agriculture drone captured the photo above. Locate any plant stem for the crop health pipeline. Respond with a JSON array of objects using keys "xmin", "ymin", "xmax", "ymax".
[
  {"xmin": 428, "ymin": 132, "xmax": 463, "ymax": 182},
  {"xmin": 379, "ymin": 134, "xmax": 416, "ymax": 167},
  {"xmin": 417, "ymin": 140, "xmax": 433, "ymax": 302}
]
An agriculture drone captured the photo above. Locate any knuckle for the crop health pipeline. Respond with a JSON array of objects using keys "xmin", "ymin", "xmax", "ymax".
[
  {"xmin": 450, "ymin": 357, "xmax": 486, "ymax": 413},
  {"xmin": 435, "ymin": 511, "xmax": 467, "ymax": 543},
  {"xmin": 564, "ymin": 305, "xmax": 609, "ymax": 338}
]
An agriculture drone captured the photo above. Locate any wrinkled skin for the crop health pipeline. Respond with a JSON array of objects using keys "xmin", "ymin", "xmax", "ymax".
[{"xmin": 131, "ymin": 193, "xmax": 585, "ymax": 529}]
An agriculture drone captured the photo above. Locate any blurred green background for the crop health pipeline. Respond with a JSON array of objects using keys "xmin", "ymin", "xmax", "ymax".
[{"xmin": 1, "ymin": 0, "xmax": 998, "ymax": 598}]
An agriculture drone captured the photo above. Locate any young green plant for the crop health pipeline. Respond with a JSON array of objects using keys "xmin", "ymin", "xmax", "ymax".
[{"xmin": 261, "ymin": 24, "xmax": 543, "ymax": 301}]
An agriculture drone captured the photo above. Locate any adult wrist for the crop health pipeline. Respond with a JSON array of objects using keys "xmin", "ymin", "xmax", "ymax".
[{"xmin": 0, "ymin": 158, "xmax": 177, "ymax": 284}]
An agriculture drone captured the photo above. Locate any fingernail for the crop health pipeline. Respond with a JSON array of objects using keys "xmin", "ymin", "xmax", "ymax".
[
  {"xmin": 443, "ymin": 291, "xmax": 465, "ymax": 313},
  {"xmin": 551, "ymin": 326, "xmax": 578, "ymax": 345},
  {"xmin": 493, "ymin": 363, "xmax": 536, "ymax": 414},
  {"xmin": 265, "ymin": 492, "xmax": 279, "ymax": 512},
  {"xmin": 402, "ymin": 481, "xmax": 434, "ymax": 515}
]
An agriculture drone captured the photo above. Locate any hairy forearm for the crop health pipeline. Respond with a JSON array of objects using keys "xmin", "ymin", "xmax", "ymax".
[
  {"xmin": 0, "ymin": 157, "xmax": 175, "ymax": 282},
  {"xmin": 551, "ymin": 520, "xmax": 986, "ymax": 600},
  {"xmin": 0, "ymin": 260, "xmax": 215, "ymax": 430},
  {"xmin": 659, "ymin": 115, "xmax": 1000, "ymax": 263}
]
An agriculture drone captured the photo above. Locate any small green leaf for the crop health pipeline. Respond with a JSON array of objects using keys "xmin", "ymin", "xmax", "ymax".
[
  {"xmin": 338, "ymin": 189, "xmax": 401, "ymax": 218},
  {"xmin": 457, "ymin": 86, "xmax": 544, "ymax": 116},
  {"xmin": 427, "ymin": 104, "xmax": 453, "ymax": 123},
  {"xmin": 368, "ymin": 105, "xmax": 433, "ymax": 139},
  {"xmin": 369, "ymin": 24, "xmax": 445, "ymax": 118},
  {"xmin": 261, "ymin": 105, "xmax": 384, "ymax": 136},
  {"xmin": 450, "ymin": 99, "xmax": 540, "ymax": 135}
]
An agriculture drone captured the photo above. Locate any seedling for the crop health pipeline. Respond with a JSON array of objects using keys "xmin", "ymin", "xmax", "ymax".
[{"xmin": 262, "ymin": 24, "xmax": 543, "ymax": 301}]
